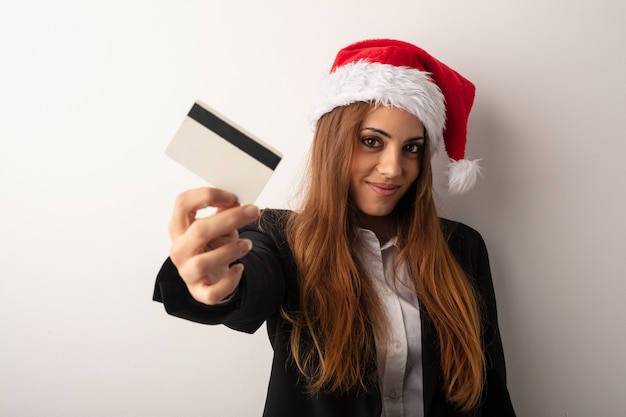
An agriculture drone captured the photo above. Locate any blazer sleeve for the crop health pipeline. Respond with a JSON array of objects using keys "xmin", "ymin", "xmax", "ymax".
[
  {"xmin": 152, "ymin": 210, "xmax": 289, "ymax": 334},
  {"xmin": 444, "ymin": 221, "xmax": 516, "ymax": 416}
]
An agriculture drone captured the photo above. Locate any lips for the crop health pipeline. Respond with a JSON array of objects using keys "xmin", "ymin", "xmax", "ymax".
[{"xmin": 366, "ymin": 181, "xmax": 401, "ymax": 196}]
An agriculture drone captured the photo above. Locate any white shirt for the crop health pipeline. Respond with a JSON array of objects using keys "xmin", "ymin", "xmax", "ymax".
[{"xmin": 355, "ymin": 228, "xmax": 424, "ymax": 417}]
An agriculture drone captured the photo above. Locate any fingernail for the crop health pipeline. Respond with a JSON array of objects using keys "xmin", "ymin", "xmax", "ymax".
[
  {"xmin": 238, "ymin": 239, "xmax": 253, "ymax": 252},
  {"xmin": 243, "ymin": 205, "xmax": 259, "ymax": 218},
  {"xmin": 232, "ymin": 263, "xmax": 244, "ymax": 274}
]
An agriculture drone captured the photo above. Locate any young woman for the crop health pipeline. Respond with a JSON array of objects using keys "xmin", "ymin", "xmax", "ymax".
[{"xmin": 154, "ymin": 39, "xmax": 516, "ymax": 416}]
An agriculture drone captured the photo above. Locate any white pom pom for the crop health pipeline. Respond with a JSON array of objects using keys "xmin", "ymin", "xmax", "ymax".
[{"xmin": 448, "ymin": 159, "xmax": 482, "ymax": 194}]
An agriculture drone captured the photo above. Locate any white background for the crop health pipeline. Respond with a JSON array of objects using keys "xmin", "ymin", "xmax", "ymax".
[{"xmin": 1, "ymin": 1, "xmax": 625, "ymax": 416}]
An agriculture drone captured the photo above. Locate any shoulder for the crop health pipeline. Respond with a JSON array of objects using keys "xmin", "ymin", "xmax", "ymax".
[
  {"xmin": 239, "ymin": 208, "xmax": 292, "ymax": 241},
  {"xmin": 439, "ymin": 218, "xmax": 491, "ymax": 279},
  {"xmin": 239, "ymin": 209, "xmax": 296, "ymax": 266},
  {"xmin": 259, "ymin": 208, "xmax": 293, "ymax": 227},
  {"xmin": 439, "ymin": 218, "xmax": 487, "ymax": 252}
]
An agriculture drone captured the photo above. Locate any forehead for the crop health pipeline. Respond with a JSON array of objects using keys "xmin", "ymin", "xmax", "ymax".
[{"xmin": 361, "ymin": 106, "xmax": 425, "ymax": 136}]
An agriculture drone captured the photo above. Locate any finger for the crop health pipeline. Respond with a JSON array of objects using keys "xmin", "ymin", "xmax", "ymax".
[
  {"xmin": 215, "ymin": 203, "xmax": 240, "ymax": 215},
  {"xmin": 177, "ymin": 239, "xmax": 253, "ymax": 280},
  {"xmin": 205, "ymin": 229, "xmax": 239, "ymax": 252},
  {"xmin": 195, "ymin": 263, "xmax": 245, "ymax": 305},
  {"xmin": 183, "ymin": 204, "xmax": 259, "ymax": 250},
  {"xmin": 170, "ymin": 205, "xmax": 256, "ymax": 264},
  {"xmin": 169, "ymin": 188, "xmax": 238, "ymax": 239}
]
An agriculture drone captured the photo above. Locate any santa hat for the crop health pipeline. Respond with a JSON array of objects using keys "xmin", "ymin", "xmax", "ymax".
[{"xmin": 311, "ymin": 38, "xmax": 480, "ymax": 194}]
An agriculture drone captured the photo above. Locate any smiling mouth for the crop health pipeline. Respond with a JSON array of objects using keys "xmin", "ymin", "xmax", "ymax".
[{"xmin": 367, "ymin": 182, "xmax": 401, "ymax": 196}]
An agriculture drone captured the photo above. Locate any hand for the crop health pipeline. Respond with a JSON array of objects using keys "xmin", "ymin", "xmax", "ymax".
[{"xmin": 168, "ymin": 187, "xmax": 260, "ymax": 305}]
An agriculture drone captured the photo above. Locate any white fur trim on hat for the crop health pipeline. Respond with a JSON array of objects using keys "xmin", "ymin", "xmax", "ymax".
[
  {"xmin": 448, "ymin": 158, "xmax": 482, "ymax": 194},
  {"xmin": 310, "ymin": 60, "xmax": 446, "ymax": 156}
]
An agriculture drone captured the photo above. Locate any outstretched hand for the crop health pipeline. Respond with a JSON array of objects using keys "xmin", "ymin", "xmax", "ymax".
[{"xmin": 168, "ymin": 187, "xmax": 260, "ymax": 305}]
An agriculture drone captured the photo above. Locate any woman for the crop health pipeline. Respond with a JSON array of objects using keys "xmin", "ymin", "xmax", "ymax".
[{"xmin": 154, "ymin": 39, "xmax": 516, "ymax": 416}]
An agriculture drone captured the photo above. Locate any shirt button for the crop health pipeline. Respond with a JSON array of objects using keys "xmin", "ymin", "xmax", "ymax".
[
  {"xmin": 393, "ymin": 340, "xmax": 402, "ymax": 350},
  {"xmin": 389, "ymin": 390, "xmax": 398, "ymax": 400}
]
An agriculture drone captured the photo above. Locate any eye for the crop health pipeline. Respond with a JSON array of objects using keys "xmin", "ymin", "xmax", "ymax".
[
  {"xmin": 360, "ymin": 136, "xmax": 382, "ymax": 149},
  {"xmin": 404, "ymin": 142, "xmax": 425, "ymax": 156}
]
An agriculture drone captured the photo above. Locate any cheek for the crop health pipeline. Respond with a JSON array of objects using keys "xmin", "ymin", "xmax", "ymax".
[
  {"xmin": 350, "ymin": 152, "xmax": 371, "ymax": 178},
  {"xmin": 406, "ymin": 158, "xmax": 421, "ymax": 182}
]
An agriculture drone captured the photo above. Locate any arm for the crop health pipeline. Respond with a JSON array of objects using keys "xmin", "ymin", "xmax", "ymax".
[
  {"xmin": 472, "ymin": 230, "xmax": 515, "ymax": 415},
  {"xmin": 152, "ymin": 188, "xmax": 287, "ymax": 334},
  {"xmin": 153, "ymin": 220, "xmax": 287, "ymax": 333},
  {"xmin": 445, "ymin": 221, "xmax": 516, "ymax": 415}
]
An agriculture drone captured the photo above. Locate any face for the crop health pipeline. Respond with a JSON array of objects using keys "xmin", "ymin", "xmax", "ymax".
[{"xmin": 349, "ymin": 106, "xmax": 425, "ymax": 217}]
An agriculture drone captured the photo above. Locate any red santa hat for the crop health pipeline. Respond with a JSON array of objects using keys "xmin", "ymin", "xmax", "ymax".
[{"xmin": 311, "ymin": 38, "xmax": 480, "ymax": 194}]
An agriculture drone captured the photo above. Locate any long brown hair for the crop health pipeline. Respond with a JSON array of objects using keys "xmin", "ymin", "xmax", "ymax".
[{"xmin": 284, "ymin": 102, "xmax": 485, "ymax": 411}]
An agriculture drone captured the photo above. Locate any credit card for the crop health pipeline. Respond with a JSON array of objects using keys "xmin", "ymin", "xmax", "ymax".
[{"xmin": 165, "ymin": 101, "xmax": 282, "ymax": 203}]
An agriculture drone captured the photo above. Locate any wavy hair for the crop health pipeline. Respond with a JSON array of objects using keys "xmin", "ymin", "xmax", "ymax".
[{"xmin": 284, "ymin": 102, "xmax": 485, "ymax": 411}]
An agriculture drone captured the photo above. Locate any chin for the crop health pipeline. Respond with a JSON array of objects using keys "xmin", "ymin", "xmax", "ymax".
[{"xmin": 360, "ymin": 206, "xmax": 395, "ymax": 217}]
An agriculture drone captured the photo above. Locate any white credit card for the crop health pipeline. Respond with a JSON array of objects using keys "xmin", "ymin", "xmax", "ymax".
[{"xmin": 165, "ymin": 101, "xmax": 282, "ymax": 203}]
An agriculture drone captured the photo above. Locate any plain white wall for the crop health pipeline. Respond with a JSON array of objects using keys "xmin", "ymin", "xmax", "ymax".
[{"xmin": 1, "ymin": 1, "xmax": 625, "ymax": 416}]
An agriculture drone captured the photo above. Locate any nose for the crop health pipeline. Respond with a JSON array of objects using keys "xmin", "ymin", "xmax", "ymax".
[{"xmin": 376, "ymin": 147, "xmax": 402, "ymax": 178}]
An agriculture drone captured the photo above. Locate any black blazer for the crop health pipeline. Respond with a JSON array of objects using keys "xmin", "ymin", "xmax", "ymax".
[{"xmin": 153, "ymin": 209, "xmax": 516, "ymax": 416}]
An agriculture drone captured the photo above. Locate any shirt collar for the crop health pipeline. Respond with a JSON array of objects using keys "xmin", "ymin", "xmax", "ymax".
[{"xmin": 356, "ymin": 227, "xmax": 398, "ymax": 251}]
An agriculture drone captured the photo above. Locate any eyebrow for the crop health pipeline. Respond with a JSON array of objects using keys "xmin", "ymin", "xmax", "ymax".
[{"xmin": 361, "ymin": 127, "xmax": 425, "ymax": 143}]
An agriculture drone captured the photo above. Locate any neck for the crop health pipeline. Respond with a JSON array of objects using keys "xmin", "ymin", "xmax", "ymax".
[{"xmin": 356, "ymin": 213, "xmax": 397, "ymax": 244}]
